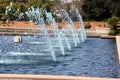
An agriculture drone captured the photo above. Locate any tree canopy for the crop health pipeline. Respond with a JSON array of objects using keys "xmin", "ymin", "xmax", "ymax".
[
  {"xmin": 81, "ymin": 0, "xmax": 120, "ymax": 21},
  {"xmin": 0, "ymin": 0, "xmax": 55, "ymax": 21},
  {"xmin": 0, "ymin": 0, "xmax": 120, "ymax": 21}
]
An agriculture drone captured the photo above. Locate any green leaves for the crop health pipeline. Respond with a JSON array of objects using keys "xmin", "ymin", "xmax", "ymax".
[
  {"xmin": 0, "ymin": 0, "xmax": 56, "ymax": 21},
  {"xmin": 107, "ymin": 16, "xmax": 119, "ymax": 27},
  {"xmin": 107, "ymin": 16, "xmax": 119, "ymax": 35},
  {"xmin": 82, "ymin": 0, "xmax": 120, "ymax": 21}
]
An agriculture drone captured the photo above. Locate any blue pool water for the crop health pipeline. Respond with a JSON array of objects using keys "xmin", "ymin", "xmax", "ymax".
[{"xmin": 0, "ymin": 36, "xmax": 119, "ymax": 78}]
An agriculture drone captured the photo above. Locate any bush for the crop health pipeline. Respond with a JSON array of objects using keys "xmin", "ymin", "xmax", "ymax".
[
  {"xmin": 109, "ymin": 29, "xmax": 119, "ymax": 35},
  {"xmin": 107, "ymin": 16, "xmax": 119, "ymax": 35},
  {"xmin": 107, "ymin": 16, "xmax": 119, "ymax": 29}
]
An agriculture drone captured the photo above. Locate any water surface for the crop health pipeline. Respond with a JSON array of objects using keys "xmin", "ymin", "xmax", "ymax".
[{"xmin": 0, "ymin": 36, "xmax": 119, "ymax": 78}]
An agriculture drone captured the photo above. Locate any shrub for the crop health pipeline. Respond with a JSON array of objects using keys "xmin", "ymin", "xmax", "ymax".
[
  {"xmin": 109, "ymin": 29, "xmax": 119, "ymax": 35},
  {"xmin": 107, "ymin": 16, "xmax": 119, "ymax": 29},
  {"xmin": 107, "ymin": 16, "xmax": 119, "ymax": 35}
]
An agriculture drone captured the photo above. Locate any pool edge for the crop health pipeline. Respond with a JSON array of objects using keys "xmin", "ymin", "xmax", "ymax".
[{"xmin": 0, "ymin": 74, "xmax": 119, "ymax": 80}]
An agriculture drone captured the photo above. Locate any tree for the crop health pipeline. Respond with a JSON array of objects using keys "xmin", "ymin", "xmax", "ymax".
[
  {"xmin": 0, "ymin": 0, "xmax": 56, "ymax": 21},
  {"xmin": 106, "ymin": 0, "xmax": 120, "ymax": 17},
  {"xmin": 81, "ymin": 0, "xmax": 120, "ymax": 21},
  {"xmin": 82, "ymin": 0, "xmax": 111, "ymax": 21},
  {"xmin": 27, "ymin": 0, "xmax": 55, "ymax": 12}
]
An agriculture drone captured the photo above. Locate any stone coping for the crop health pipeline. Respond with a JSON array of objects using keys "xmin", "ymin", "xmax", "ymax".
[
  {"xmin": 101, "ymin": 35, "xmax": 116, "ymax": 39},
  {"xmin": 0, "ymin": 74, "xmax": 119, "ymax": 80},
  {"xmin": 116, "ymin": 36, "xmax": 120, "ymax": 64},
  {"xmin": 115, "ymin": 36, "xmax": 120, "ymax": 78}
]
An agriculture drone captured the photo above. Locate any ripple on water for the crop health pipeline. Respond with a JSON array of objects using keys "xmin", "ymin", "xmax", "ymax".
[{"xmin": 0, "ymin": 37, "xmax": 119, "ymax": 78}]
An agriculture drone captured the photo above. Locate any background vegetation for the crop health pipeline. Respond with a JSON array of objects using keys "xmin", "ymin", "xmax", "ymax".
[
  {"xmin": 0, "ymin": 0, "xmax": 55, "ymax": 21},
  {"xmin": 0, "ymin": 0, "xmax": 120, "ymax": 35},
  {"xmin": 0, "ymin": 0, "xmax": 120, "ymax": 21},
  {"xmin": 81, "ymin": 0, "xmax": 120, "ymax": 21}
]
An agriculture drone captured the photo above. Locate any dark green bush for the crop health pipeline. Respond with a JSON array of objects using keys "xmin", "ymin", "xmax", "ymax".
[
  {"xmin": 109, "ymin": 29, "xmax": 119, "ymax": 35},
  {"xmin": 107, "ymin": 16, "xmax": 119, "ymax": 35},
  {"xmin": 107, "ymin": 16, "xmax": 119, "ymax": 29}
]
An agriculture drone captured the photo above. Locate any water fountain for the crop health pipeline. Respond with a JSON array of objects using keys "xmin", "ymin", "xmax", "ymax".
[
  {"xmin": 9, "ymin": 7, "xmax": 56, "ymax": 61},
  {"xmin": 45, "ymin": 11, "xmax": 71, "ymax": 55},
  {"xmin": 73, "ymin": 6, "xmax": 87, "ymax": 41},
  {"xmin": 0, "ymin": 3, "xmax": 87, "ymax": 62},
  {"xmin": 34, "ymin": 8, "xmax": 56, "ymax": 61},
  {"xmin": 0, "ymin": 1, "xmax": 119, "ymax": 78},
  {"xmin": 60, "ymin": 9, "xmax": 80, "ymax": 47}
]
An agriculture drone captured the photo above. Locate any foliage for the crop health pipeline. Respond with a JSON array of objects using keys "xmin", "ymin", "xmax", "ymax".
[
  {"xmin": 107, "ymin": 16, "xmax": 119, "ymax": 35},
  {"xmin": 82, "ymin": 0, "xmax": 120, "ymax": 21},
  {"xmin": 109, "ymin": 29, "xmax": 118, "ymax": 35},
  {"xmin": 0, "ymin": 0, "xmax": 55, "ymax": 21},
  {"xmin": 0, "ymin": 0, "xmax": 120, "ymax": 21},
  {"xmin": 106, "ymin": 0, "xmax": 120, "ymax": 17},
  {"xmin": 107, "ymin": 16, "xmax": 119, "ymax": 29}
]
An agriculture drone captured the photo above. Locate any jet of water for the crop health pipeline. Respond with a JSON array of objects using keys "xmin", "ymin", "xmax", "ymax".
[
  {"xmin": 60, "ymin": 9, "xmax": 80, "ymax": 47},
  {"xmin": 75, "ymin": 8, "xmax": 87, "ymax": 41},
  {"xmin": 25, "ymin": 7, "xmax": 56, "ymax": 61}
]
